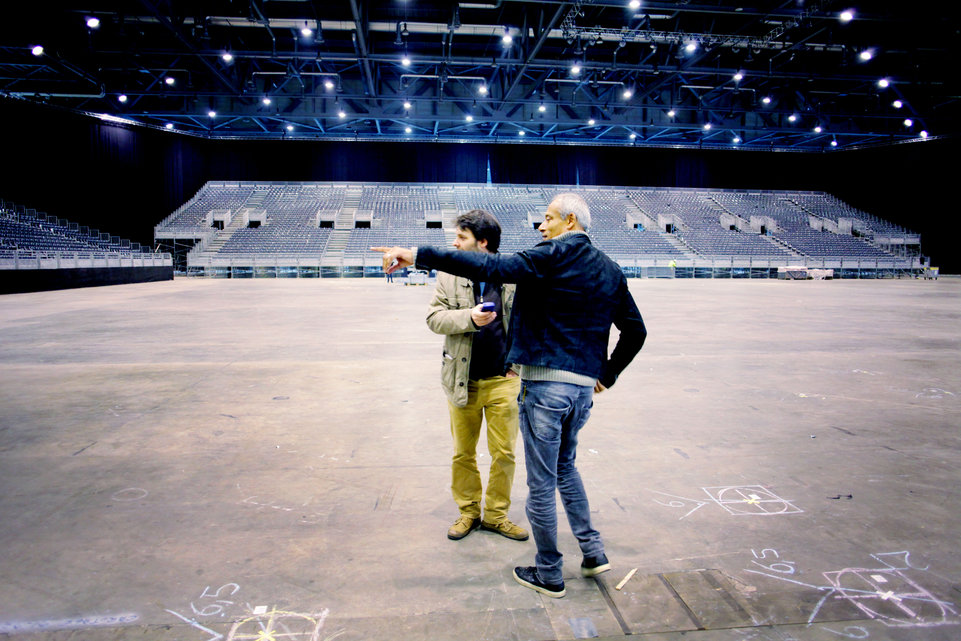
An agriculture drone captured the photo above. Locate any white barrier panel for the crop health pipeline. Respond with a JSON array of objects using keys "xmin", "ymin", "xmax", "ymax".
[{"xmin": 0, "ymin": 251, "xmax": 173, "ymax": 270}]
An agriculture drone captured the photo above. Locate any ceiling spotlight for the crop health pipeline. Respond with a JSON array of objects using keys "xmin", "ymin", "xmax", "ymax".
[
  {"xmin": 165, "ymin": 123, "xmax": 174, "ymax": 130},
  {"xmin": 892, "ymin": 100, "xmax": 903, "ymax": 109},
  {"xmin": 286, "ymin": 125, "xmax": 294, "ymax": 132},
  {"xmin": 667, "ymin": 109, "xmax": 676, "ymax": 117},
  {"xmin": 324, "ymin": 80, "xmax": 334, "ymax": 90},
  {"xmin": 877, "ymin": 78, "xmax": 890, "ymax": 88},
  {"xmin": 733, "ymin": 72, "xmax": 744, "ymax": 82},
  {"xmin": 788, "ymin": 114, "xmax": 797, "ymax": 122},
  {"xmin": 262, "ymin": 97, "xmax": 271, "ymax": 105},
  {"xmin": 118, "ymin": 94, "xmax": 128, "ymax": 103},
  {"xmin": 703, "ymin": 123, "xmax": 712, "ymax": 130},
  {"xmin": 622, "ymin": 88, "xmax": 633, "ymax": 99},
  {"xmin": 86, "ymin": 17, "xmax": 100, "ymax": 29},
  {"xmin": 31, "ymin": 45, "xmax": 43, "ymax": 56},
  {"xmin": 208, "ymin": 110, "xmax": 217, "ymax": 118},
  {"xmin": 904, "ymin": 118, "xmax": 913, "ymax": 127},
  {"xmin": 518, "ymin": 130, "xmax": 525, "ymax": 136},
  {"xmin": 733, "ymin": 136, "xmax": 741, "ymax": 143},
  {"xmin": 839, "ymin": 9, "xmax": 855, "ymax": 22},
  {"xmin": 920, "ymin": 130, "xmax": 929, "ymax": 138},
  {"xmin": 502, "ymin": 27, "xmax": 513, "ymax": 46},
  {"xmin": 685, "ymin": 41, "xmax": 698, "ymax": 53},
  {"xmin": 465, "ymin": 114, "xmax": 474, "ymax": 122},
  {"xmin": 478, "ymin": 85, "xmax": 488, "ymax": 95},
  {"xmin": 629, "ymin": 0, "xmax": 641, "ymax": 9},
  {"xmin": 571, "ymin": 63, "xmax": 582, "ymax": 76},
  {"xmin": 405, "ymin": 127, "xmax": 412, "ymax": 134},
  {"xmin": 814, "ymin": 125, "xmax": 823, "ymax": 133},
  {"xmin": 338, "ymin": 110, "xmax": 347, "ymax": 119},
  {"xmin": 222, "ymin": 52, "xmax": 233, "ymax": 63},
  {"xmin": 301, "ymin": 22, "xmax": 313, "ymax": 37},
  {"xmin": 588, "ymin": 118, "xmax": 596, "ymax": 125},
  {"xmin": 830, "ymin": 139, "xmax": 838, "ymax": 147},
  {"xmin": 629, "ymin": 132, "xmax": 637, "ymax": 139},
  {"xmin": 165, "ymin": 77, "xmax": 175, "ymax": 86},
  {"xmin": 401, "ymin": 55, "xmax": 411, "ymax": 67},
  {"xmin": 538, "ymin": 103, "xmax": 546, "ymax": 112},
  {"xmin": 858, "ymin": 49, "xmax": 874, "ymax": 62},
  {"xmin": 403, "ymin": 101, "xmax": 412, "ymax": 110},
  {"xmin": 761, "ymin": 96, "xmax": 772, "ymax": 105}
]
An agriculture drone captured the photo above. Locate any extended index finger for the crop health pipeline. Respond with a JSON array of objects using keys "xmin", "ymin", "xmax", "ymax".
[{"xmin": 370, "ymin": 246, "xmax": 391, "ymax": 253}]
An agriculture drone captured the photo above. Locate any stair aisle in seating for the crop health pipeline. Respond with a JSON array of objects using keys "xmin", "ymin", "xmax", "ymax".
[{"xmin": 194, "ymin": 212, "xmax": 248, "ymax": 261}]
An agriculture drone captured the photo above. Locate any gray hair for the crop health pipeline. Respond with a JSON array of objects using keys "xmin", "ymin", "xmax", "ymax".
[{"xmin": 551, "ymin": 192, "xmax": 591, "ymax": 230}]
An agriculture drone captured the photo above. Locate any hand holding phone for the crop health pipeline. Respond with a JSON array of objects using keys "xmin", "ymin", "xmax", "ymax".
[{"xmin": 471, "ymin": 302, "xmax": 497, "ymax": 327}]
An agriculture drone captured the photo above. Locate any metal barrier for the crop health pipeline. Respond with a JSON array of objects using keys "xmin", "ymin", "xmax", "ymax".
[
  {"xmin": 0, "ymin": 250, "xmax": 173, "ymax": 270},
  {"xmin": 175, "ymin": 254, "xmax": 923, "ymax": 279}
]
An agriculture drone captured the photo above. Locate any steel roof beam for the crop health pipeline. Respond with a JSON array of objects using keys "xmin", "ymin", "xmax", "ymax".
[
  {"xmin": 348, "ymin": 0, "xmax": 378, "ymax": 98},
  {"xmin": 137, "ymin": 0, "xmax": 243, "ymax": 97}
]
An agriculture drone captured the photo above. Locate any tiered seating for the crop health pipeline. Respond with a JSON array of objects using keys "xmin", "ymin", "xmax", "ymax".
[
  {"xmin": 361, "ymin": 185, "xmax": 439, "ymax": 225},
  {"xmin": 1, "ymin": 203, "xmax": 148, "ymax": 254},
  {"xmin": 775, "ymin": 229, "xmax": 895, "ymax": 258},
  {"xmin": 345, "ymin": 229, "xmax": 447, "ymax": 254},
  {"xmin": 219, "ymin": 228, "xmax": 332, "ymax": 254},
  {"xmin": 156, "ymin": 183, "xmax": 348, "ymax": 234},
  {"xmin": 580, "ymin": 190, "xmax": 686, "ymax": 259},
  {"xmin": 679, "ymin": 230, "xmax": 792, "ymax": 258},
  {"xmin": 792, "ymin": 193, "xmax": 906, "ymax": 236},
  {"xmin": 450, "ymin": 186, "xmax": 544, "ymax": 253},
  {"xmin": 630, "ymin": 190, "xmax": 789, "ymax": 258},
  {"xmin": 715, "ymin": 193, "xmax": 897, "ymax": 258},
  {"xmin": 266, "ymin": 184, "xmax": 346, "ymax": 227},
  {"xmin": 155, "ymin": 182, "xmax": 915, "ymax": 267},
  {"xmin": 160, "ymin": 183, "xmax": 256, "ymax": 233}
]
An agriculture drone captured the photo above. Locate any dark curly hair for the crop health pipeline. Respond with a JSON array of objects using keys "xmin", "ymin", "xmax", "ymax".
[{"xmin": 456, "ymin": 209, "xmax": 502, "ymax": 253}]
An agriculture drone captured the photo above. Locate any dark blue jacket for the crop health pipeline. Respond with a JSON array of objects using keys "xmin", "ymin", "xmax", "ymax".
[{"xmin": 416, "ymin": 232, "xmax": 646, "ymax": 388}]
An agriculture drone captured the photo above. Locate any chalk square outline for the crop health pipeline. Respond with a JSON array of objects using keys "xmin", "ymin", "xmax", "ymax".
[{"xmin": 701, "ymin": 485, "xmax": 804, "ymax": 516}]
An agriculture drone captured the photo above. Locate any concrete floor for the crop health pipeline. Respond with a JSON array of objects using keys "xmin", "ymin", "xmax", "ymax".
[{"xmin": 0, "ymin": 276, "xmax": 959, "ymax": 641}]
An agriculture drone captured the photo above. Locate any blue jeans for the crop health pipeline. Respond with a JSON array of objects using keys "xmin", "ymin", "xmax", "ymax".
[{"xmin": 518, "ymin": 380, "xmax": 604, "ymax": 584}]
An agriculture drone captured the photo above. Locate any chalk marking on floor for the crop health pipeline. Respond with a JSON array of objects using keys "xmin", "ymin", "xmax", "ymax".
[
  {"xmin": 165, "ymin": 608, "xmax": 224, "ymax": 641},
  {"xmin": 0, "ymin": 613, "xmax": 140, "ymax": 634}
]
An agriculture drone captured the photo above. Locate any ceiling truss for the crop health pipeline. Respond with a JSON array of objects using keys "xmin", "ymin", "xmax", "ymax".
[{"xmin": 0, "ymin": 1, "xmax": 956, "ymax": 151}]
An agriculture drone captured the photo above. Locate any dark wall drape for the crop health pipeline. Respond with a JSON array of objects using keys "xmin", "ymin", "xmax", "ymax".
[{"xmin": 0, "ymin": 98, "xmax": 954, "ymax": 271}]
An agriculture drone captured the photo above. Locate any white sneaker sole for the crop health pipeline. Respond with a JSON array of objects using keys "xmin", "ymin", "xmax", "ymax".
[{"xmin": 581, "ymin": 563, "xmax": 611, "ymax": 577}]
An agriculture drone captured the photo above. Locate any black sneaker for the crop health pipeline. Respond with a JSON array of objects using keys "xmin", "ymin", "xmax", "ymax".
[
  {"xmin": 581, "ymin": 554, "xmax": 611, "ymax": 577},
  {"xmin": 513, "ymin": 566, "xmax": 566, "ymax": 598}
]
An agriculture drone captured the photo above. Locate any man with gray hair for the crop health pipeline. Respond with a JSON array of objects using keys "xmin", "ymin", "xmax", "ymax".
[{"xmin": 374, "ymin": 192, "xmax": 647, "ymax": 598}]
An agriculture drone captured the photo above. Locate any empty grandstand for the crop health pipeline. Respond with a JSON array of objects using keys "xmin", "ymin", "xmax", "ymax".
[
  {"xmin": 1, "ymin": 199, "xmax": 173, "ymax": 293},
  {"xmin": 154, "ymin": 182, "xmax": 924, "ymax": 280},
  {"xmin": 2, "ymin": 200, "xmax": 170, "ymax": 271}
]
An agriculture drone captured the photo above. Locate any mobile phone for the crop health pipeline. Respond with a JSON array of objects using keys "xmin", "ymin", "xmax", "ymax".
[{"xmin": 480, "ymin": 302, "xmax": 496, "ymax": 312}]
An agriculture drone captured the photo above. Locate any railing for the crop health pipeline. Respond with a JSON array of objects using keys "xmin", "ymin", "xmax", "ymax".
[
  {"xmin": 0, "ymin": 250, "xmax": 173, "ymax": 270},
  {"xmin": 176, "ymin": 251, "xmax": 923, "ymax": 280},
  {"xmin": 610, "ymin": 256, "xmax": 922, "ymax": 270}
]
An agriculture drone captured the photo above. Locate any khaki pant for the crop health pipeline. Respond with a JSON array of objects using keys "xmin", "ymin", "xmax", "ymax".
[{"xmin": 448, "ymin": 375, "xmax": 521, "ymax": 522}]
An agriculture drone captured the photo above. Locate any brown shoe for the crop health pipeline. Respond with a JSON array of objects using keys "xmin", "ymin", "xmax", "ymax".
[
  {"xmin": 447, "ymin": 516, "xmax": 481, "ymax": 540},
  {"xmin": 481, "ymin": 518, "xmax": 529, "ymax": 541}
]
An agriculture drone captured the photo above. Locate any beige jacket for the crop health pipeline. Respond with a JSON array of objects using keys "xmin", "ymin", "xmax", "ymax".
[{"xmin": 425, "ymin": 271, "xmax": 516, "ymax": 407}]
